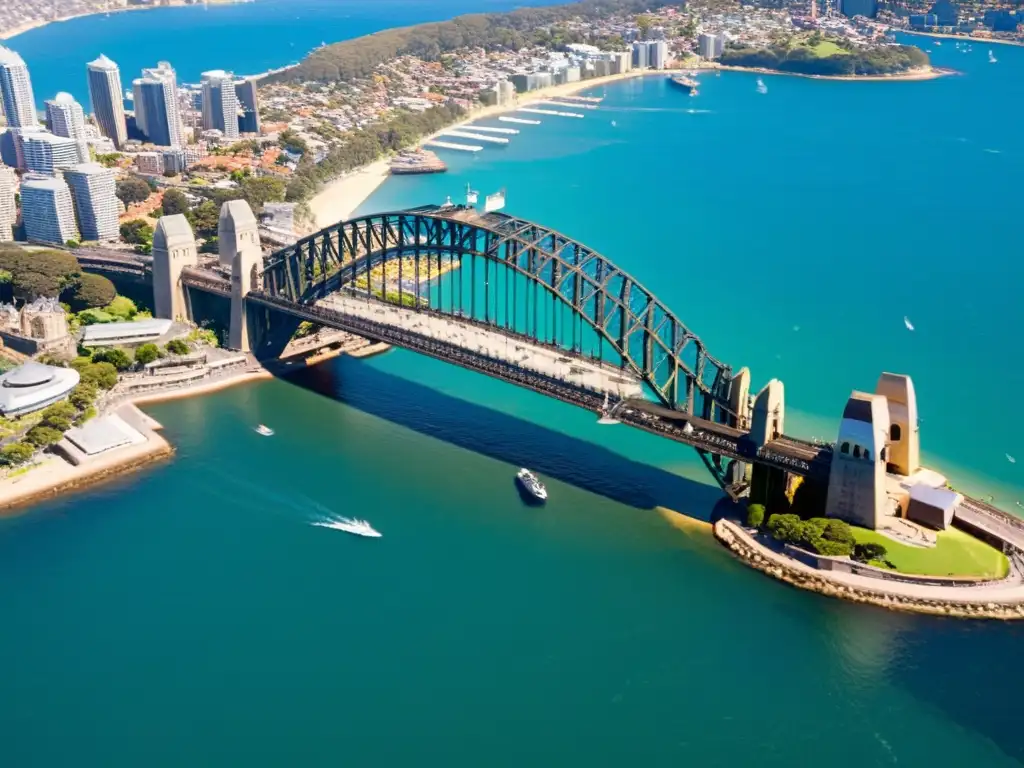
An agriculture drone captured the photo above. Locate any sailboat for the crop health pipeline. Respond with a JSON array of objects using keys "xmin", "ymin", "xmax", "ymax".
[
  {"xmin": 466, "ymin": 183, "xmax": 478, "ymax": 206},
  {"xmin": 597, "ymin": 392, "xmax": 621, "ymax": 425}
]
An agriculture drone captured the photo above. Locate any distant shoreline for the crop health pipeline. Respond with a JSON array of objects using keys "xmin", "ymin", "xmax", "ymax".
[
  {"xmin": 698, "ymin": 63, "xmax": 951, "ymax": 82},
  {"xmin": 897, "ymin": 29, "xmax": 1024, "ymax": 48}
]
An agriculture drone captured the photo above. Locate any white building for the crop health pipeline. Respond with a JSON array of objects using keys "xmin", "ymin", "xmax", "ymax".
[
  {"xmin": 200, "ymin": 70, "xmax": 239, "ymax": 141},
  {"xmin": 20, "ymin": 174, "xmax": 79, "ymax": 246},
  {"xmin": 135, "ymin": 151, "xmax": 163, "ymax": 175},
  {"xmin": 0, "ymin": 166, "xmax": 15, "ymax": 242},
  {"xmin": 87, "ymin": 54, "xmax": 128, "ymax": 149},
  {"xmin": 0, "ymin": 46, "xmax": 37, "ymax": 128},
  {"xmin": 44, "ymin": 92, "xmax": 90, "ymax": 163},
  {"xmin": 647, "ymin": 40, "xmax": 669, "ymax": 70},
  {"xmin": 699, "ymin": 33, "xmax": 725, "ymax": 60},
  {"xmin": 64, "ymin": 162, "xmax": 119, "ymax": 241},
  {"xmin": 21, "ymin": 132, "xmax": 82, "ymax": 174},
  {"xmin": 632, "ymin": 40, "xmax": 650, "ymax": 69}
]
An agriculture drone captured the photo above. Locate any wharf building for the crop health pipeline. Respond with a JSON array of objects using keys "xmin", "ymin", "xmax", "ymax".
[
  {"xmin": 0, "ymin": 165, "xmax": 15, "ymax": 242},
  {"xmin": 0, "ymin": 361, "xmax": 80, "ymax": 417},
  {"xmin": 44, "ymin": 92, "xmax": 90, "ymax": 163},
  {"xmin": 64, "ymin": 163, "xmax": 120, "ymax": 241},
  {"xmin": 132, "ymin": 61, "xmax": 184, "ymax": 147},
  {"xmin": 20, "ymin": 174, "xmax": 79, "ymax": 246},
  {"xmin": 200, "ymin": 70, "xmax": 240, "ymax": 141},
  {"xmin": 235, "ymin": 77, "xmax": 260, "ymax": 134},
  {"xmin": 87, "ymin": 54, "xmax": 128, "ymax": 148},
  {"xmin": 21, "ymin": 132, "xmax": 82, "ymax": 175},
  {"xmin": 698, "ymin": 33, "xmax": 725, "ymax": 60},
  {"xmin": 0, "ymin": 46, "xmax": 38, "ymax": 128}
]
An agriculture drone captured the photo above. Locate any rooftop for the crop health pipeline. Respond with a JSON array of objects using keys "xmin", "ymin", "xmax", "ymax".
[
  {"xmin": 0, "ymin": 46, "xmax": 26, "ymax": 67},
  {"xmin": 81, "ymin": 318, "xmax": 174, "ymax": 345},
  {"xmin": 0, "ymin": 362, "xmax": 79, "ymax": 416},
  {"xmin": 65, "ymin": 414, "xmax": 145, "ymax": 457},
  {"xmin": 88, "ymin": 54, "xmax": 118, "ymax": 71}
]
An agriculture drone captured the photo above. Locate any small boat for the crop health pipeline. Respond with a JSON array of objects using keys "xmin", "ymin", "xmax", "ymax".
[
  {"xmin": 311, "ymin": 516, "xmax": 382, "ymax": 537},
  {"xmin": 935, "ymin": 41, "xmax": 942, "ymax": 46},
  {"xmin": 904, "ymin": 316, "xmax": 915, "ymax": 332},
  {"xmin": 1007, "ymin": 454, "xmax": 1017, "ymax": 465},
  {"xmin": 517, "ymin": 468, "xmax": 548, "ymax": 502},
  {"xmin": 597, "ymin": 392, "xmax": 621, "ymax": 425},
  {"xmin": 255, "ymin": 424, "xmax": 274, "ymax": 436},
  {"xmin": 756, "ymin": 78, "xmax": 768, "ymax": 95},
  {"xmin": 668, "ymin": 74, "xmax": 699, "ymax": 94},
  {"xmin": 989, "ymin": 50, "xmax": 998, "ymax": 63}
]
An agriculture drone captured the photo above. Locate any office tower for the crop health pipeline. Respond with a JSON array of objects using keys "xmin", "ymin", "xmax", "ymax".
[
  {"xmin": 632, "ymin": 40, "xmax": 650, "ymax": 69},
  {"xmin": 64, "ymin": 162, "xmax": 119, "ymax": 241},
  {"xmin": 235, "ymin": 78, "xmax": 260, "ymax": 134},
  {"xmin": 698, "ymin": 33, "xmax": 724, "ymax": 60},
  {"xmin": 647, "ymin": 40, "xmax": 669, "ymax": 70},
  {"xmin": 133, "ymin": 61, "xmax": 183, "ymax": 147},
  {"xmin": 45, "ymin": 92, "xmax": 89, "ymax": 163},
  {"xmin": 0, "ymin": 165, "xmax": 15, "ymax": 242},
  {"xmin": 20, "ymin": 174, "xmax": 79, "ymax": 245},
  {"xmin": 87, "ymin": 54, "xmax": 128, "ymax": 148},
  {"xmin": 21, "ymin": 132, "xmax": 81, "ymax": 174},
  {"xmin": 0, "ymin": 46, "xmax": 38, "ymax": 128},
  {"xmin": 200, "ymin": 70, "xmax": 239, "ymax": 140}
]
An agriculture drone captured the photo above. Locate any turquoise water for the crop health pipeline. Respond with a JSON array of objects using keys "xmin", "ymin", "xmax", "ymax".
[
  {"xmin": 1, "ymin": 31, "xmax": 1024, "ymax": 768},
  {"xmin": 6, "ymin": 0, "xmax": 553, "ymax": 108}
]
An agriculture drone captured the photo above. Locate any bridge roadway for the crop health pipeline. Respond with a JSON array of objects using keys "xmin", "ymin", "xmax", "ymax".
[{"xmin": 247, "ymin": 290, "xmax": 831, "ymax": 480}]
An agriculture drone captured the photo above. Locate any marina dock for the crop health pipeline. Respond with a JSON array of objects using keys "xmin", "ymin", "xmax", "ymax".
[
  {"xmin": 442, "ymin": 130, "xmax": 510, "ymax": 145},
  {"xmin": 499, "ymin": 116, "xmax": 541, "ymax": 125},
  {"xmin": 464, "ymin": 126, "xmax": 520, "ymax": 135},
  {"xmin": 555, "ymin": 95, "xmax": 603, "ymax": 103},
  {"xmin": 539, "ymin": 100, "xmax": 599, "ymax": 110},
  {"xmin": 423, "ymin": 140, "xmax": 483, "ymax": 152},
  {"xmin": 517, "ymin": 107, "xmax": 585, "ymax": 118}
]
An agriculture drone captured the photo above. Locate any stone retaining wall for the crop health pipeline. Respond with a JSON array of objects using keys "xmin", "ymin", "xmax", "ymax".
[{"xmin": 714, "ymin": 520, "xmax": 1024, "ymax": 620}]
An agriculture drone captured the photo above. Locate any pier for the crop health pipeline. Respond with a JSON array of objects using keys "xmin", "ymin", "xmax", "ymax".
[
  {"xmin": 539, "ymin": 100, "xmax": 599, "ymax": 110},
  {"xmin": 442, "ymin": 130, "xmax": 511, "ymax": 145},
  {"xmin": 555, "ymin": 95, "xmax": 603, "ymax": 103},
  {"xmin": 499, "ymin": 116, "xmax": 541, "ymax": 125},
  {"xmin": 517, "ymin": 107, "xmax": 584, "ymax": 118},
  {"xmin": 423, "ymin": 140, "xmax": 483, "ymax": 152},
  {"xmin": 464, "ymin": 125, "xmax": 520, "ymax": 135}
]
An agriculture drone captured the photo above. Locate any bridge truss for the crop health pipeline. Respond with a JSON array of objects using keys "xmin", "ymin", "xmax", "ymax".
[{"xmin": 260, "ymin": 205, "xmax": 738, "ymax": 421}]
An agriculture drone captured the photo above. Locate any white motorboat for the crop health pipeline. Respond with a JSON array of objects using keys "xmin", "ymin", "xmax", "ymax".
[
  {"xmin": 597, "ymin": 392, "xmax": 621, "ymax": 425},
  {"xmin": 255, "ymin": 424, "xmax": 274, "ymax": 436},
  {"xmin": 310, "ymin": 516, "xmax": 382, "ymax": 537},
  {"xmin": 903, "ymin": 316, "xmax": 915, "ymax": 332},
  {"xmin": 756, "ymin": 78, "xmax": 768, "ymax": 95},
  {"xmin": 517, "ymin": 468, "xmax": 548, "ymax": 502},
  {"xmin": 989, "ymin": 50, "xmax": 998, "ymax": 63}
]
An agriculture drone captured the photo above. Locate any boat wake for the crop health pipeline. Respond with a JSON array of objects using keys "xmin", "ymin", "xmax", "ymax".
[{"xmin": 310, "ymin": 515, "xmax": 382, "ymax": 537}]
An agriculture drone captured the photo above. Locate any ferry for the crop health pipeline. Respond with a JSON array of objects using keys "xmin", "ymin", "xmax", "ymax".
[
  {"xmin": 255, "ymin": 424, "xmax": 274, "ymax": 436},
  {"xmin": 311, "ymin": 516, "xmax": 382, "ymax": 537},
  {"xmin": 389, "ymin": 148, "xmax": 447, "ymax": 175},
  {"xmin": 517, "ymin": 468, "xmax": 548, "ymax": 502},
  {"xmin": 668, "ymin": 73, "xmax": 699, "ymax": 95}
]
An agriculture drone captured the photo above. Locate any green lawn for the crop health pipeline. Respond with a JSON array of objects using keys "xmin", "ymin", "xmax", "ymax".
[
  {"xmin": 853, "ymin": 526, "xmax": 1009, "ymax": 579},
  {"xmin": 808, "ymin": 40, "xmax": 847, "ymax": 58}
]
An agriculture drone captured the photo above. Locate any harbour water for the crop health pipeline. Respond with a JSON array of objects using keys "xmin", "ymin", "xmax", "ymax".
[{"xmin": 1, "ymin": 29, "xmax": 1023, "ymax": 768}]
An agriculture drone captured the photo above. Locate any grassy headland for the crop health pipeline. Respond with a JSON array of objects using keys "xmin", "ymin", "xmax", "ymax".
[{"xmin": 720, "ymin": 32, "xmax": 930, "ymax": 77}]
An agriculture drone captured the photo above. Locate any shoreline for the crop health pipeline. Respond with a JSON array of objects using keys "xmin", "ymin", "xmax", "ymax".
[
  {"xmin": 699, "ymin": 63, "xmax": 951, "ymax": 82},
  {"xmin": 897, "ymin": 28, "xmax": 1024, "ymax": 48}
]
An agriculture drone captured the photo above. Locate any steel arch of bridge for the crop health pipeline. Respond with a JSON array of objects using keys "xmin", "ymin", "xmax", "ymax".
[{"xmin": 261, "ymin": 205, "xmax": 736, "ymax": 419}]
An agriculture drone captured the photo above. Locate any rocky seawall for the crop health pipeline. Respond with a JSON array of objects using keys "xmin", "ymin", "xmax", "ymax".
[{"xmin": 714, "ymin": 519, "xmax": 1024, "ymax": 620}]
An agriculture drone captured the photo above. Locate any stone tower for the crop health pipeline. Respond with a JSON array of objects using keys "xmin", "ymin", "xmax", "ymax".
[
  {"xmin": 218, "ymin": 200, "xmax": 262, "ymax": 352},
  {"xmin": 152, "ymin": 214, "xmax": 197, "ymax": 321},
  {"xmin": 825, "ymin": 391, "xmax": 891, "ymax": 530},
  {"xmin": 875, "ymin": 372, "xmax": 920, "ymax": 476},
  {"xmin": 749, "ymin": 379, "xmax": 785, "ymax": 446}
]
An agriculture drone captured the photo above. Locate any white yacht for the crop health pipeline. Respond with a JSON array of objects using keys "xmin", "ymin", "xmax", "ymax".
[
  {"xmin": 311, "ymin": 516, "xmax": 382, "ymax": 537},
  {"xmin": 517, "ymin": 468, "xmax": 548, "ymax": 502},
  {"xmin": 989, "ymin": 50, "xmax": 998, "ymax": 63},
  {"xmin": 756, "ymin": 78, "xmax": 768, "ymax": 95},
  {"xmin": 255, "ymin": 424, "xmax": 274, "ymax": 436}
]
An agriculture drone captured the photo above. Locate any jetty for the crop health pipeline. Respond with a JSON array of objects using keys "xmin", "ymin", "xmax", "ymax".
[
  {"xmin": 539, "ymin": 101, "xmax": 599, "ymax": 110},
  {"xmin": 442, "ymin": 130, "xmax": 510, "ymax": 145},
  {"xmin": 464, "ymin": 126, "xmax": 520, "ymax": 135},
  {"xmin": 499, "ymin": 116, "xmax": 540, "ymax": 125},
  {"xmin": 517, "ymin": 107, "xmax": 584, "ymax": 119},
  {"xmin": 555, "ymin": 95, "xmax": 603, "ymax": 103},
  {"xmin": 423, "ymin": 140, "xmax": 483, "ymax": 152}
]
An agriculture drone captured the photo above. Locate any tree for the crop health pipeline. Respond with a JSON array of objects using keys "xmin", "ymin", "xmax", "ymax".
[
  {"xmin": 161, "ymin": 188, "xmax": 190, "ymax": 217},
  {"xmin": 853, "ymin": 542, "xmax": 888, "ymax": 563},
  {"xmin": 104, "ymin": 296, "xmax": 138, "ymax": 321},
  {"xmin": 746, "ymin": 504, "xmax": 766, "ymax": 529},
  {"xmin": 636, "ymin": 13, "xmax": 653, "ymax": 39},
  {"xmin": 80, "ymin": 362, "xmax": 118, "ymax": 389},
  {"xmin": 0, "ymin": 442, "xmax": 35, "ymax": 466},
  {"xmin": 134, "ymin": 343, "xmax": 161, "ymax": 366},
  {"xmin": 165, "ymin": 338, "xmax": 190, "ymax": 355},
  {"xmin": 25, "ymin": 425, "xmax": 64, "ymax": 448},
  {"xmin": 69, "ymin": 382, "xmax": 98, "ymax": 410},
  {"xmin": 66, "ymin": 273, "xmax": 116, "ymax": 311},
  {"xmin": 0, "ymin": 248, "xmax": 81, "ymax": 300},
  {"xmin": 820, "ymin": 519, "xmax": 855, "ymax": 547},
  {"xmin": 187, "ymin": 200, "xmax": 220, "ymax": 238},
  {"xmin": 116, "ymin": 176, "xmax": 152, "ymax": 206},
  {"xmin": 91, "ymin": 347, "xmax": 133, "ymax": 371},
  {"xmin": 240, "ymin": 175, "xmax": 286, "ymax": 209},
  {"xmin": 767, "ymin": 513, "xmax": 803, "ymax": 543},
  {"xmin": 120, "ymin": 219, "xmax": 153, "ymax": 246},
  {"xmin": 278, "ymin": 129, "xmax": 308, "ymax": 154},
  {"xmin": 65, "ymin": 239, "xmax": 80, "ymax": 248},
  {"xmin": 40, "ymin": 401, "xmax": 77, "ymax": 432}
]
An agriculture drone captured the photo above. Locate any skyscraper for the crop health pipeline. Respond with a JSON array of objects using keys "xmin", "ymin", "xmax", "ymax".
[
  {"xmin": 698, "ymin": 33, "xmax": 725, "ymax": 60},
  {"xmin": 64, "ymin": 163, "xmax": 119, "ymax": 241},
  {"xmin": 0, "ymin": 46, "xmax": 38, "ymax": 128},
  {"xmin": 235, "ymin": 78, "xmax": 260, "ymax": 134},
  {"xmin": 200, "ymin": 70, "xmax": 239, "ymax": 140},
  {"xmin": 133, "ymin": 61, "xmax": 183, "ymax": 147},
  {"xmin": 45, "ymin": 92, "xmax": 89, "ymax": 163},
  {"xmin": 20, "ymin": 175, "xmax": 79, "ymax": 246},
  {"xmin": 21, "ymin": 132, "xmax": 81, "ymax": 174},
  {"xmin": 87, "ymin": 54, "xmax": 128, "ymax": 148},
  {"xmin": 647, "ymin": 40, "xmax": 669, "ymax": 70},
  {"xmin": 0, "ymin": 166, "xmax": 15, "ymax": 242},
  {"xmin": 632, "ymin": 40, "xmax": 650, "ymax": 69}
]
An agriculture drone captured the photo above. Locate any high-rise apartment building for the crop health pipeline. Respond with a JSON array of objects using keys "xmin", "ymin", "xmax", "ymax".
[
  {"xmin": 235, "ymin": 78, "xmax": 260, "ymax": 134},
  {"xmin": 20, "ymin": 174, "xmax": 79, "ymax": 246},
  {"xmin": 647, "ymin": 40, "xmax": 669, "ymax": 69},
  {"xmin": 698, "ymin": 33, "xmax": 725, "ymax": 60},
  {"xmin": 0, "ymin": 125, "xmax": 44, "ymax": 169},
  {"xmin": 22, "ymin": 132, "xmax": 81, "ymax": 174},
  {"xmin": 44, "ymin": 93, "xmax": 89, "ymax": 163},
  {"xmin": 133, "ymin": 61, "xmax": 184, "ymax": 147},
  {"xmin": 0, "ymin": 166, "xmax": 15, "ymax": 242},
  {"xmin": 64, "ymin": 162, "xmax": 119, "ymax": 241},
  {"xmin": 0, "ymin": 46, "xmax": 38, "ymax": 128},
  {"xmin": 632, "ymin": 40, "xmax": 650, "ymax": 69},
  {"xmin": 201, "ymin": 70, "xmax": 240, "ymax": 140},
  {"xmin": 87, "ymin": 54, "xmax": 128, "ymax": 148}
]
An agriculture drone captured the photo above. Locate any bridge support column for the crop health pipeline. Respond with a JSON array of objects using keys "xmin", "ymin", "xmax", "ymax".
[
  {"xmin": 152, "ymin": 214, "xmax": 198, "ymax": 322},
  {"xmin": 219, "ymin": 200, "xmax": 262, "ymax": 352},
  {"xmin": 750, "ymin": 464, "xmax": 796, "ymax": 513},
  {"xmin": 728, "ymin": 366, "xmax": 751, "ymax": 429},
  {"xmin": 749, "ymin": 379, "xmax": 785, "ymax": 447}
]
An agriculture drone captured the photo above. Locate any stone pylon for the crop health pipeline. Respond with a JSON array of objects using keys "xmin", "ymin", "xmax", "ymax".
[
  {"xmin": 218, "ymin": 199, "xmax": 262, "ymax": 352},
  {"xmin": 152, "ymin": 214, "xmax": 198, "ymax": 321}
]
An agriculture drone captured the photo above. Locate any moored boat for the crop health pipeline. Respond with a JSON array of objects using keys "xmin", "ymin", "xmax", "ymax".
[{"xmin": 668, "ymin": 74, "xmax": 699, "ymax": 94}]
